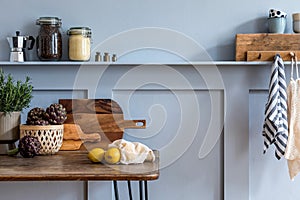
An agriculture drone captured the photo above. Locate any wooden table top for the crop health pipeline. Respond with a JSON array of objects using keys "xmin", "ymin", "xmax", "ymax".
[{"xmin": 0, "ymin": 151, "xmax": 159, "ymax": 181}]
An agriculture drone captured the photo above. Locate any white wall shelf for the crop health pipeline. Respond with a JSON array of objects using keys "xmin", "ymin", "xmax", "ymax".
[{"xmin": 0, "ymin": 61, "xmax": 281, "ymax": 66}]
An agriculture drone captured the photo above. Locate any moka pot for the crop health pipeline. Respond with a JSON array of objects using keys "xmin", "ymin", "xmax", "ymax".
[{"xmin": 7, "ymin": 31, "xmax": 35, "ymax": 62}]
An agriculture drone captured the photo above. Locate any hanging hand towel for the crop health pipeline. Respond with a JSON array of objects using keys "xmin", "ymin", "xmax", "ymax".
[
  {"xmin": 284, "ymin": 54, "xmax": 300, "ymax": 180},
  {"xmin": 262, "ymin": 54, "xmax": 288, "ymax": 160}
]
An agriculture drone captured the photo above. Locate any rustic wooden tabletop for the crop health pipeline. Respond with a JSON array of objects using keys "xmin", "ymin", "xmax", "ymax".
[{"xmin": 0, "ymin": 151, "xmax": 159, "ymax": 181}]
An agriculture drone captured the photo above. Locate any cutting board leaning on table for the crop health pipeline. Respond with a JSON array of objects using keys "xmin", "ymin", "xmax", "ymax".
[{"xmin": 58, "ymin": 99, "xmax": 146, "ymax": 150}]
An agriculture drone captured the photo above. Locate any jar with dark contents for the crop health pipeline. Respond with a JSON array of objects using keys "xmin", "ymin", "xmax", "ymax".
[{"xmin": 36, "ymin": 17, "xmax": 62, "ymax": 61}]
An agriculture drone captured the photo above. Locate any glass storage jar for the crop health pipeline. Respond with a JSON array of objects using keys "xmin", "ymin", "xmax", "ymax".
[
  {"xmin": 36, "ymin": 17, "xmax": 62, "ymax": 61},
  {"xmin": 67, "ymin": 27, "xmax": 91, "ymax": 61}
]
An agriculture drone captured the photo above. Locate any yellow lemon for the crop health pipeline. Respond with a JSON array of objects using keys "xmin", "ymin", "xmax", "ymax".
[
  {"xmin": 105, "ymin": 147, "xmax": 121, "ymax": 164},
  {"xmin": 88, "ymin": 148, "xmax": 105, "ymax": 163}
]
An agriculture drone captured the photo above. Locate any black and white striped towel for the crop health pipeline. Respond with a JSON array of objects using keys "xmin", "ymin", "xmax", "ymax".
[{"xmin": 262, "ymin": 54, "xmax": 288, "ymax": 160}]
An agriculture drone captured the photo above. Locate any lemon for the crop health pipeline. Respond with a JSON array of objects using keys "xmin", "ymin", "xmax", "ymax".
[
  {"xmin": 88, "ymin": 148, "xmax": 105, "ymax": 163},
  {"xmin": 105, "ymin": 147, "xmax": 121, "ymax": 164}
]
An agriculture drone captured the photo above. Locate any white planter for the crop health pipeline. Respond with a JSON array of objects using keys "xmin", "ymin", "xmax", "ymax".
[{"xmin": 0, "ymin": 112, "xmax": 21, "ymax": 142}]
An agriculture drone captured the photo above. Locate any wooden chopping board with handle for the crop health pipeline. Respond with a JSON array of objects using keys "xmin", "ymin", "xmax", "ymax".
[
  {"xmin": 60, "ymin": 124, "xmax": 101, "ymax": 150},
  {"xmin": 59, "ymin": 99, "xmax": 146, "ymax": 150}
]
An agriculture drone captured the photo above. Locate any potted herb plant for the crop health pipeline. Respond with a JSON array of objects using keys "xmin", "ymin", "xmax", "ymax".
[{"xmin": 0, "ymin": 69, "xmax": 33, "ymax": 153}]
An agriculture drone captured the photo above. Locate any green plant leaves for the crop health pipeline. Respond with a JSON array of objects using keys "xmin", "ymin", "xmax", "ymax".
[{"xmin": 0, "ymin": 69, "xmax": 33, "ymax": 114}]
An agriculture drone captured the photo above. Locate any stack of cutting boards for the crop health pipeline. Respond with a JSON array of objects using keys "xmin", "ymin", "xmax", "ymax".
[
  {"xmin": 236, "ymin": 33, "xmax": 300, "ymax": 61},
  {"xmin": 61, "ymin": 124, "xmax": 101, "ymax": 150},
  {"xmin": 59, "ymin": 99, "xmax": 146, "ymax": 150}
]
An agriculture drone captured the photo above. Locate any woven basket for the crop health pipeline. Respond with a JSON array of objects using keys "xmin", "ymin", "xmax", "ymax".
[{"xmin": 19, "ymin": 124, "xmax": 64, "ymax": 155}]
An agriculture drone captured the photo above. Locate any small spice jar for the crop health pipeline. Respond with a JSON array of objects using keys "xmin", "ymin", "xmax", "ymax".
[
  {"xmin": 67, "ymin": 27, "xmax": 92, "ymax": 61},
  {"xmin": 36, "ymin": 17, "xmax": 62, "ymax": 61}
]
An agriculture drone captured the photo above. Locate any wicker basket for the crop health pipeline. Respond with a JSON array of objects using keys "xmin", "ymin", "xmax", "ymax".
[{"xmin": 20, "ymin": 124, "xmax": 64, "ymax": 155}]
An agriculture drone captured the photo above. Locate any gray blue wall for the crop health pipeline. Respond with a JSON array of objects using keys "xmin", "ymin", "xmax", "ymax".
[
  {"xmin": 0, "ymin": 1, "xmax": 299, "ymax": 200},
  {"xmin": 0, "ymin": 0, "xmax": 298, "ymax": 61}
]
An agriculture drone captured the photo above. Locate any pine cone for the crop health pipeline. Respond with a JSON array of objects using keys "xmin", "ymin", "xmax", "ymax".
[
  {"xmin": 44, "ymin": 103, "xmax": 67, "ymax": 125},
  {"xmin": 18, "ymin": 136, "xmax": 41, "ymax": 158},
  {"xmin": 26, "ymin": 107, "xmax": 49, "ymax": 125}
]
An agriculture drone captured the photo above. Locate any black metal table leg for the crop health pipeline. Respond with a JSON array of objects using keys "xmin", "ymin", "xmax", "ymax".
[
  {"xmin": 144, "ymin": 181, "xmax": 148, "ymax": 200},
  {"xmin": 84, "ymin": 181, "xmax": 88, "ymax": 200},
  {"xmin": 139, "ymin": 180, "xmax": 143, "ymax": 200},
  {"xmin": 114, "ymin": 180, "xmax": 148, "ymax": 200},
  {"xmin": 113, "ymin": 181, "xmax": 119, "ymax": 200},
  {"xmin": 127, "ymin": 181, "xmax": 133, "ymax": 200}
]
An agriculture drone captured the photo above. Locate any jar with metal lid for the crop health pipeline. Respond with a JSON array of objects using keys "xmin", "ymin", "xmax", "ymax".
[
  {"xmin": 67, "ymin": 27, "xmax": 91, "ymax": 61},
  {"xmin": 36, "ymin": 17, "xmax": 62, "ymax": 61}
]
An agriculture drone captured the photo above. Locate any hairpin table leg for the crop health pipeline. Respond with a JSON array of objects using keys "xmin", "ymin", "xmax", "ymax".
[
  {"xmin": 139, "ymin": 181, "xmax": 143, "ymax": 200},
  {"xmin": 83, "ymin": 181, "xmax": 88, "ymax": 200},
  {"xmin": 144, "ymin": 181, "xmax": 148, "ymax": 200},
  {"xmin": 113, "ymin": 181, "xmax": 119, "ymax": 200},
  {"xmin": 138, "ymin": 180, "xmax": 149, "ymax": 200},
  {"xmin": 127, "ymin": 181, "xmax": 133, "ymax": 200}
]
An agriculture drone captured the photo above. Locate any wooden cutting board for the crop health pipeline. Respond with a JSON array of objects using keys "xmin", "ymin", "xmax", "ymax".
[
  {"xmin": 59, "ymin": 99, "xmax": 146, "ymax": 150},
  {"xmin": 235, "ymin": 33, "xmax": 300, "ymax": 61},
  {"xmin": 60, "ymin": 124, "xmax": 101, "ymax": 150}
]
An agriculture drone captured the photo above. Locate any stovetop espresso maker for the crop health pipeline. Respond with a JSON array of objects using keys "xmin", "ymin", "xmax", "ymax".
[{"xmin": 7, "ymin": 31, "xmax": 35, "ymax": 62}]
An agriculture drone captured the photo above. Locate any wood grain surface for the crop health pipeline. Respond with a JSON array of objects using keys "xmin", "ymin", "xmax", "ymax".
[
  {"xmin": 60, "ymin": 124, "xmax": 101, "ymax": 150},
  {"xmin": 63, "ymin": 124, "xmax": 101, "ymax": 141},
  {"xmin": 59, "ymin": 99, "xmax": 123, "ymax": 114},
  {"xmin": 65, "ymin": 114, "xmax": 146, "ymax": 133},
  {"xmin": 60, "ymin": 140, "xmax": 87, "ymax": 151},
  {"xmin": 0, "ymin": 151, "xmax": 159, "ymax": 181},
  {"xmin": 246, "ymin": 50, "xmax": 300, "ymax": 61},
  {"xmin": 58, "ymin": 99, "xmax": 146, "ymax": 151},
  {"xmin": 235, "ymin": 33, "xmax": 300, "ymax": 61}
]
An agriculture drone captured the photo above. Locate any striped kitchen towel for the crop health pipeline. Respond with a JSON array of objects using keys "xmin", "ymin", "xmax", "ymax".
[{"xmin": 262, "ymin": 54, "xmax": 288, "ymax": 160}]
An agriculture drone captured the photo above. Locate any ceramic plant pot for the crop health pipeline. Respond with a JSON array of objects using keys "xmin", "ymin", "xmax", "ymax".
[{"xmin": 0, "ymin": 112, "xmax": 21, "ymax": 154}]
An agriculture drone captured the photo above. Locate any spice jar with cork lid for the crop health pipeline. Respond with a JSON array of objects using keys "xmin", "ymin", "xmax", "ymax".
[
  {"xmin": 67, "ymin": 27, "xmax": 92, "ymax": 61},
  {"xmin": 36, "ymin": 17, "xmax": 62, "ymax": 61}
]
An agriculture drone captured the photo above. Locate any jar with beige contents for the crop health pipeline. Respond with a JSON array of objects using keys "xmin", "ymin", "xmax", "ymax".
[{"xmin": 67, "ymin": 27, "xmax": 92, "ymax": 61}]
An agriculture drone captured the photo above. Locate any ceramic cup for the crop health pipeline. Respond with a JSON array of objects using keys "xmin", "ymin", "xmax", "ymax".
[
  {"xmin": 268, "ymin": 17, "xmax": 286, "ymax": 33},
  {"xmin": 293, "ymin": 21, "xmax": 300, "ymax": 33},
  {"xmin": 293, "ymin": 13, "xmax": 300, "ymax": 33}
]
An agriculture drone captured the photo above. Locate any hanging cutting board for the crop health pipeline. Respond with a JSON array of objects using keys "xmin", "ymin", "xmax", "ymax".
[
  {"xmin": 235, "ymin": 33, "xmax": 300, "ymax": 61},
  {"xmin": 59, "ymin": 99, "xmax": 146, "ymax": 150}
]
